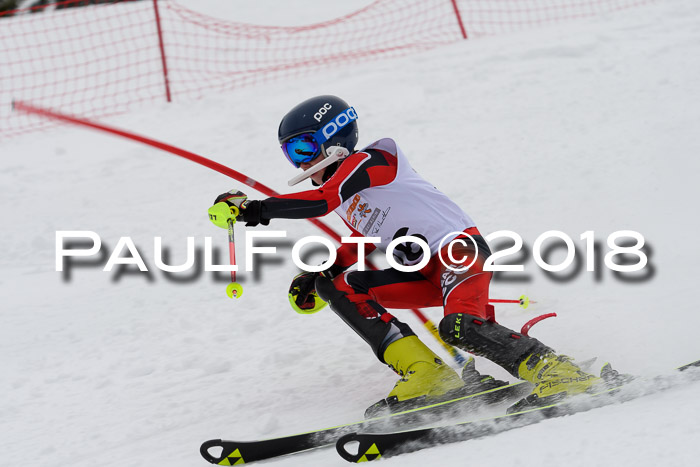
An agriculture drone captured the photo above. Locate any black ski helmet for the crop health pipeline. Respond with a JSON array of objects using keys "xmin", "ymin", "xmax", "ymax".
[{"xmin": 278, "ymin": 95, "xmax": 359, "ymax": 163}]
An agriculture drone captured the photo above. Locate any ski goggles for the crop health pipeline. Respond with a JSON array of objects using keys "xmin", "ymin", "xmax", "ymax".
[
  {"xmin": 282, "ymin": 134, "xmax": 322, "ymax": 168},
  {"xmin": 282, "ymin": 106, "xmax": 357, "ymax": 168}
]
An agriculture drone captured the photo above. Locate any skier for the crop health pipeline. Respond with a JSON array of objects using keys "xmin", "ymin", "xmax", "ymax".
[{"xmin": 208, "ymin": 95, "xmax": 600, "ymax": 413}]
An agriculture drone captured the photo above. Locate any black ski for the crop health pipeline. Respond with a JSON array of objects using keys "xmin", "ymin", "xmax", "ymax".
[
  {"xmin": 199, "ymin": 379, "xmax": 531, "ymax": 465},
  {"xmin": 336, "ymin": 359, "xmax": 700, "ymax": 463}
]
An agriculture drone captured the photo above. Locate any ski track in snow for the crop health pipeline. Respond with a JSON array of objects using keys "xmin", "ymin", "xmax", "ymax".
[{"xmin": 2, "ymin": 0, "xmax": 700, "ymax": 466}]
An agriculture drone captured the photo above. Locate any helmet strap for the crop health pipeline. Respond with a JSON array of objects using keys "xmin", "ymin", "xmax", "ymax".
[{"xmin": 321, "ymin": 161, "xmax": 339, "ymax": 183}]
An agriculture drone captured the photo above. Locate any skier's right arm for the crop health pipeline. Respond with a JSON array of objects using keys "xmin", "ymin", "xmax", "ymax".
[
  {"xmin": 261, "ymin": 148, "xmax": 398, "ymax": 220},
  {"xmin": 212, "ymin": 149, "xmax": 398, "ymax": 226}
]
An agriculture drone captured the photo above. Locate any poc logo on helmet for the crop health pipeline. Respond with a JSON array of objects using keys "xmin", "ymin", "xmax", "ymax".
[
  {"xmin": 314, "ymin": 103, "xmax": 332, "ymax": 122},
  {"xmin": 322, "ymin": 107, "xmax": 358, "ymax": 140}
]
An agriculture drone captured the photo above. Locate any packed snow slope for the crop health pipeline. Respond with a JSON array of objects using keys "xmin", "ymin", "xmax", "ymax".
[{"xmin": 2, "ymin": 1, "xmax": 700, "ymax": 466}]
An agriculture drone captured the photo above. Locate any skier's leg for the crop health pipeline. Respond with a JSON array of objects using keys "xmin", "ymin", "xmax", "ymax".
[
  {"xmin": 433, "ymin": 235, "xmax": 600, "ymax": 407},
  {"xmin": 437, "ymin": 256, "xmax": 551, "ymax": 375},
  {"xmin": 315, "ymin": 269, "xmax": 437, "ymax": 361},
  {"xmin": 315, "ymin": 269, "xmax": 464, "ymax": 406}
]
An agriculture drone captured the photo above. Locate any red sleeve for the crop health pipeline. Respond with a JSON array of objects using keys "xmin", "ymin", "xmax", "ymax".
[{"xmin": 261, "ymin": 148, "xmax": 398, "ymax": 219}]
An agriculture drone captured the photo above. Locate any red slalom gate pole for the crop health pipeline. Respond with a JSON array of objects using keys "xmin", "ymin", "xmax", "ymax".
[
  {"xmin": 521, "ymin": 313, "xmax": 556, "ymax": 337},
  {"xmin": 152, "ymin": 0, "xmax": 172, "ymax": 102},
  {"xmin": 11, "ymin": 101, "xmax": 341, "ymax": 238},
  {"xmin": 450, "ymin": 0, "xmax": 468, "ymax": 39},
  {"xmin": 12, "ymin": 101, "xmax": 467, "ymax": 363}
]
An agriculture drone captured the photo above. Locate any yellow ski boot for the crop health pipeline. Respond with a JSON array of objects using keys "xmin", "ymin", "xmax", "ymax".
[
  {"xmin": 509, "ymin": 352, "xmax": 601, "ymax": 413},
  {"xmin": 365, "ymin": 336, "xmax": 465, "ymax": 417}
]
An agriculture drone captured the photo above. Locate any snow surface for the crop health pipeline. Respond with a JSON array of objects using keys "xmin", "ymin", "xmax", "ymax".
[{"xmin": 2, "ymin": 1, "xmax": 700, "ymax": 466}]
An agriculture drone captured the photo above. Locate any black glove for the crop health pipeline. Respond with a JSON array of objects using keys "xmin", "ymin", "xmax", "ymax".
[
  {"xmin": 213, "ymin": 190, "xmax": 269, "ymax": 227},
  {"xmin": 289, "ymin": 271, "xmax": 321, "ymax": 311},
  {"xmin": 288, "ymin": 262, "xmax": 349, "ymax": 313},
  {"xmin": 237, "ymin": 200, "xmax": 269, "ymax": 227}
]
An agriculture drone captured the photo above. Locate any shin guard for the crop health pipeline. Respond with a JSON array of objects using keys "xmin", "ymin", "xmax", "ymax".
[
  {"xmin": 316, "ymin": 275, "xmax": 415, "ymax": 363},
  {"xmin": 439, "ymin": 313, "xmax": 552, "ymax": 377}
]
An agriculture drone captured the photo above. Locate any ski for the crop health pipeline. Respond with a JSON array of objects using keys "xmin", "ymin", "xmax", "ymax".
[
  {"xmin": 335, "ymin": 359, "xmax": 700, "ymax": 463},
  {"xmin": 199, "ymin": 379, "xmax": 531, "ymax": 465}
]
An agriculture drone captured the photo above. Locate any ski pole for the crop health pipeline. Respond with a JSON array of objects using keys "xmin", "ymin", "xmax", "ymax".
[
  {"xmin": 489, "ymin": 295, "xmax": 534, "ymax": 309},
  {"xmin": 225, "ymin": 206, "xmax": 243, "ymax": 299}
]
